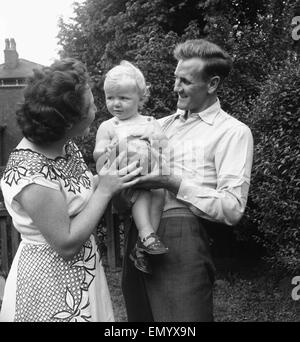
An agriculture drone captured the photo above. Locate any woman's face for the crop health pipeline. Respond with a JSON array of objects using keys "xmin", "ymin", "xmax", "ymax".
[{"xmin": 71, "ymin": 87, "xmax": 97, "ymax": 137}]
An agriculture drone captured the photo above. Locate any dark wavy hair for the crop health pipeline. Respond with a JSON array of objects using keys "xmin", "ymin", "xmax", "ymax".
[
  {"xmin": 174, "ymin": 39, "xmax": 233, "ymax": 84},
  {"xmin": 16, "ymin": 58, "xmax": 90, "ymax": 145}
]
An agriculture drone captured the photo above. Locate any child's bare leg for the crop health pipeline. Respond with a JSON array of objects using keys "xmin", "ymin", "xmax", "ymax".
[
  {"xmin": 132, "ymin": 189, "xmax": 168, "ymax": 254},
  {"xmin": 149, "ymin": 189, "xmax": 165, "ymax": 232},
  {"xmin": 132, "ymin": 190, "xmax": 155, "ymax": 246}
]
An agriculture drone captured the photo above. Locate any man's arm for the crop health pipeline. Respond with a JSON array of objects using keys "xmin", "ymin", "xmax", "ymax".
[
  {"xmin": 136, "ymin": 124, "xmax": 253, "ymax": 226},
  {"xmin": 176, "ymin": 124, "xmax": 254, "ymax": 225}
]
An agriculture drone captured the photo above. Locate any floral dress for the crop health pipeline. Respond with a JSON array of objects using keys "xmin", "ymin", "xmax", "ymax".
[{"xmin": 0, "ymin": 141, "xmax": 114, "ymax": 322}]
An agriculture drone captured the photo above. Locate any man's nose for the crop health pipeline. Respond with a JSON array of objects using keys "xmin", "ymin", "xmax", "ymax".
[{"xmin": 174, "ymin": 79, "xmax": 181, "ymax": 92}]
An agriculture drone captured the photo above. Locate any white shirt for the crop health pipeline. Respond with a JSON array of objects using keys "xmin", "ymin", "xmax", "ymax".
[{"xmin": 159, "ymin": 98, "xmax": 253, "ymax": 226}]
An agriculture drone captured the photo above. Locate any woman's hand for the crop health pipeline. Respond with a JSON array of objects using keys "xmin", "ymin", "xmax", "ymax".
[{"xmin": 97, "ymin": 151, "xmax": 142, "ymax": 197}]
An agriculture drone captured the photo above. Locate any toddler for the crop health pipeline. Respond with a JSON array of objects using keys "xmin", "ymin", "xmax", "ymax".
[{"xmin": 93, "ymin": 61, "xmax": 168, "ymax": 274}]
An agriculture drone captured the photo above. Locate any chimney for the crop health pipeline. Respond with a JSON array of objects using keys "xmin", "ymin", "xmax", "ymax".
[{"xmin": 4, "ymin": 38, "xmax": 19, "ymax": 69}]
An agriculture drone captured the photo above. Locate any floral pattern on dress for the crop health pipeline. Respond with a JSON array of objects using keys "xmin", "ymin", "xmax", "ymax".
[
  {"xmin": 72, "ymin": 243, "xmax": 96, "ymax": 290},
  {"xmin": 3, "ymin": 164, "xmax": 29, "ymax": 186},
  {"xmin": 52, "ymin": 288, "xmax": 91, "ymax": 322},
  {"xmin": 15, "ymin": 239, "xmax": 97, "ymax": 322},
  {"xmin": 51, "ymin": 240, "xmax": 97, "ymax": 322},
  {"xmin": 2, "ymin": 140, "xmax": 91, "ymax": 193}
]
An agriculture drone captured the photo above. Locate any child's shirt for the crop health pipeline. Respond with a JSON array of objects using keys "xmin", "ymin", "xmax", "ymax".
[{"xmin": 94, "ymin": 114, "xmax": 168, "ymax": 174}]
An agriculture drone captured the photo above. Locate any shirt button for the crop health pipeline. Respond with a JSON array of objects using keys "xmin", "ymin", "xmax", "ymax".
[{"xmin": 114, "ymin": 120, "xmax": 119, "ymax": 125}]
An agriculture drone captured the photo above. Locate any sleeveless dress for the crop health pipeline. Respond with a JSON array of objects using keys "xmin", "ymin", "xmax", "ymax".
[{"xmin": 0, "ymin": 141, "xmax": 114, "ymax": 322}]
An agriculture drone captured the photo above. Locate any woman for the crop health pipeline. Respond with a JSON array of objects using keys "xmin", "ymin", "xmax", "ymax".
[{"xmin": 0, "ymin": 58, "xmax": 142, "ymax": 322}]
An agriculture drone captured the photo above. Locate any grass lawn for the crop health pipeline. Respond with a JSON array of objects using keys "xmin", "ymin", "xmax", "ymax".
[
  {"xmin": 1, "ymin": 259, "xmax": 299, "ymax": 322},
  {"xmin": 104, "ymin": 260, "xmax": 300, "ymax": 322}
]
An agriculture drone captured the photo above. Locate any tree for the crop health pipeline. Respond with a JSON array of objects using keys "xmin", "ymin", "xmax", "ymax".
[
  {"xmin": 249, "ymin": 57, "xmax": 300, "ymax": 273},
  {"xmin": 58, "ymin": 0, "xmax": 300, "ymax": 271}
]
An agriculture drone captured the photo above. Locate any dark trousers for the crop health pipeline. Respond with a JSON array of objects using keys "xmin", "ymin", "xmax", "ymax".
[{"xmin": 121, "ymin": 208, "xmax": 216, "ymax": 322}]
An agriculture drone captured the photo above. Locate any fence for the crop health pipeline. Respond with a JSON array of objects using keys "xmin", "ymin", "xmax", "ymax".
[
  {"xmin": 0, "ymin": 207, "xmax": 20, "ymax": 276},
  {"xmin": 0, "ymin": 203, "xmax": 125, "ymax": 278}
]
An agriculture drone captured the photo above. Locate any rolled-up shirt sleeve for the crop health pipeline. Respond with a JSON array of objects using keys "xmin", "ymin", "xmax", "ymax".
[{"xmin": 177, "ymin": 124, "xmax": 253, "ymax": 226}]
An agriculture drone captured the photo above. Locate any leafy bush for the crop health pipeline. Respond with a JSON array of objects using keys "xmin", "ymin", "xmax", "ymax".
[
  {"xmin": 249, "ymin": 58, "xmax": 300, "ymax": 273},
  {"xmin": 57, "ymin": 0, "xmax": 300, "ymax": 273}
]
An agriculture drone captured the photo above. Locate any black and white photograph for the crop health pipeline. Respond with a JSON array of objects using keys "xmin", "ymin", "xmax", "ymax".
[{"xmin": 0, "ymin": 0, "xmax": 299, "ymax": 325}]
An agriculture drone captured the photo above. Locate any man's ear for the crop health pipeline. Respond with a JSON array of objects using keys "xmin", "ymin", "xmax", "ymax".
[{"xmin": 207, "ymin": 76, "xmax": 220, "ymax": 94}]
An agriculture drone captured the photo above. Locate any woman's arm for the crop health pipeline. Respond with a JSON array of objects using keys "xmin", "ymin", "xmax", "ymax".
[{"xmin": 16, "ymin": 155, "xmax": 142, "ymax": 260}]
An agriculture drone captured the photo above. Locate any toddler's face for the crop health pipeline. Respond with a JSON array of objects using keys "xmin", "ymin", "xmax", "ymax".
[{"xmin": 104, "ymin": 77, "xmax": 141, "ymax": 120}]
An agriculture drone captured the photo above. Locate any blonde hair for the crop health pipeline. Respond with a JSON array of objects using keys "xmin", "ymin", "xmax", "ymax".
[{"xmin": 104, "ymin": 60, "xmax": 150, "ymax": 107}]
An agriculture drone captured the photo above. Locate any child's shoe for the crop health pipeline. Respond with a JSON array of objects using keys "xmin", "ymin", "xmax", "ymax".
[
  {"xmin": 137, "ymin": 233, "xmax": 169, "ymax": 255},
  {"xmin": 129, "ymin": 246, "xmax": 152, "ymax": 274}
]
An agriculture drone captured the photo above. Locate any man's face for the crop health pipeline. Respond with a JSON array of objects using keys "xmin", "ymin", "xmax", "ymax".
[{"xmin": 174, "ymin": 58, "xmax": 209, "ymax": 114}]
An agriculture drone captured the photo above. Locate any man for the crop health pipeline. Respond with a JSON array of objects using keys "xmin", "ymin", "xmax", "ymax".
[{"xmin": 120, "ymin": 39, "xmax": 253, "ymax": 322}]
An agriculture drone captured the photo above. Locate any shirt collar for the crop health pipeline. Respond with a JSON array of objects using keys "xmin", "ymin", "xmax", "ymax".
[{"xmin": 176, "ymin": 98, "xmax": 221, "ymax": 126}]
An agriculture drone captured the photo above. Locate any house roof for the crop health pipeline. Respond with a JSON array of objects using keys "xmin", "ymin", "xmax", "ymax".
[{"xmin": 0, "ymin": 58, "xmax": 44, "ymax": 79}]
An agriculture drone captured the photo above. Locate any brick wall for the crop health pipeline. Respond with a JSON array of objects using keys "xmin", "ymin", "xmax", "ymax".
[{"xmin": 0, "ymin": 87, "xmax": 23, "ymax": 165}]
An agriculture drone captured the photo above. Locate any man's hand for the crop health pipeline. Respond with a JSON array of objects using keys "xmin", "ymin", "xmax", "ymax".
[
  {"xmin": 134, "ymin": 173, "xmax": 168, "ymax": 190},
  {"xmin": 135, "ymin": 172, "xmax": 182, "ymax": 195},
  {"xmin": 133, "ymin": 146, "xmax": 181, "ymax": 194}
]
